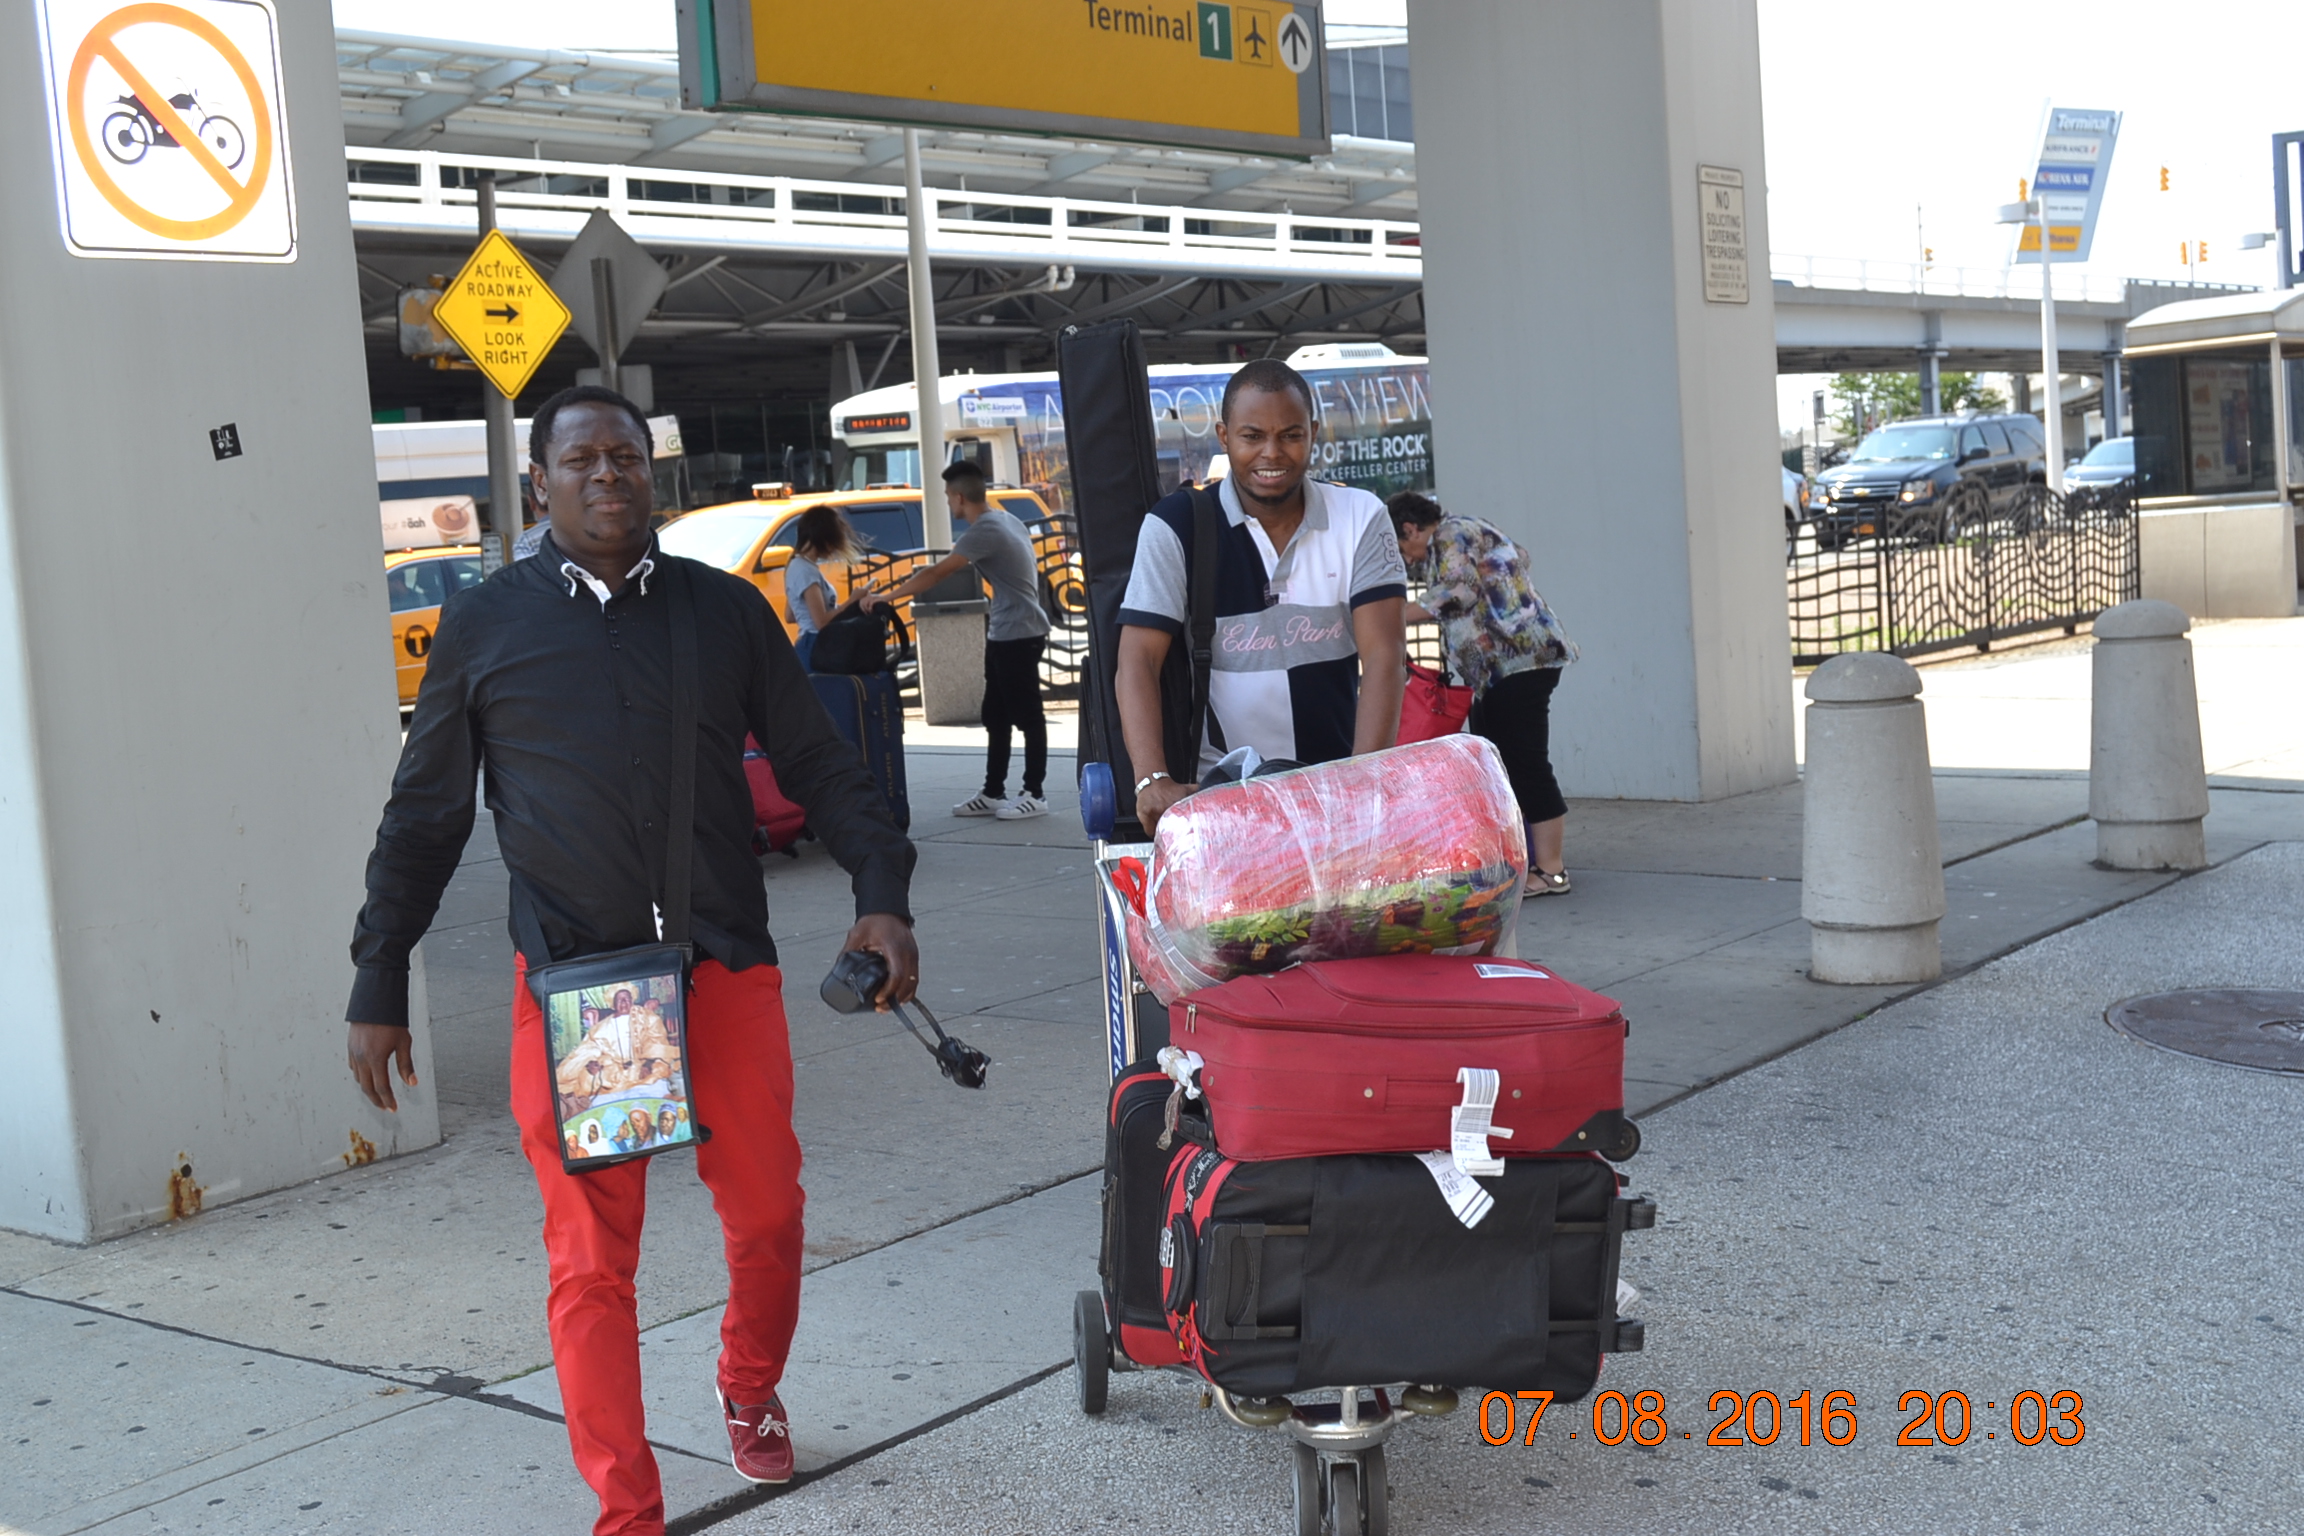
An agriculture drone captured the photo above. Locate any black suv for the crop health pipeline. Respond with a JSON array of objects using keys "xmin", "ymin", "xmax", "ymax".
[{"xmin": 1808, "ymin": 413, "xmax": 2047, "ymax": 549}]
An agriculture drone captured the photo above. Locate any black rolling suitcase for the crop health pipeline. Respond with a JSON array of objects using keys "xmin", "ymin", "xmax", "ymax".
[
  {"xmin": 1158, "ymin": 1146, "xmax": 1652, "ymax": 1400},
  {"xmin": 1086, "ymin": 1063, "xmax": 1194, "ymax": 1394},
  {"xmin": 809, "ymin": 671, "xmax": 910, "ymax": 832}
]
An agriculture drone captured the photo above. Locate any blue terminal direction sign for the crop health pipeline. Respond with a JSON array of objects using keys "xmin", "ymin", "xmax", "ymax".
[
  {"xmin": 2016, "ymin": 106, "xmax": 2121, "ymax": 263},
  {"xmin": 676, "ymin": 0, "xmax": 1328, "ymax": 159}
]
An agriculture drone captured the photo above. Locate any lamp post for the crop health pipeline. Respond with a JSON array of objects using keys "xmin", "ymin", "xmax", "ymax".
[{"xmin": 1998, "ymin": 197, "xmax": 2063, "ymax": 493}]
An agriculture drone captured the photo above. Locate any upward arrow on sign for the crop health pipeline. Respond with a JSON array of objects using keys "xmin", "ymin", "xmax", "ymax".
[{"xmin": 1277, "ymin": 12, "xmax": 1312, "ymax": 72}]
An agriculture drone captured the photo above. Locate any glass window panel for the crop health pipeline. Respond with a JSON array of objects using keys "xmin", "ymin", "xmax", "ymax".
[
  {"xmin": 386, "ymin": 560, "xmax": 447, "ymax": 613},
  {"xmin": 843, "ymin": 503, "xmax": 922, "ymax": 553},
  {"xmin": 2178, "ymin": 354, "xmax": 2275, "ymax": 494},
  {"xmin": 2130, "ymin": 354, "xmax": 2183, "ymax": 497},
  {"xmin": 1328, "ymin": 53, "xmax": 1354, "ymax": 137},
  {"xmin": 2288, "ymin": 356, "xmax": 2304, "ymax": 484},
  {"xmin": 1382, "ymin": 48, "xmax": 1413, "ymax": 142},
  {"xmin": 1981, "ymin": 423, "xmax": 2011, "ymax": 454}
]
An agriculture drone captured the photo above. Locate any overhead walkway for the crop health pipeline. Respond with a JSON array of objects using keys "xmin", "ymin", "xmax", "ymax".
[{"xmin": 1770, "ymin": 254, "xmax": 2247, "ymax": 374}]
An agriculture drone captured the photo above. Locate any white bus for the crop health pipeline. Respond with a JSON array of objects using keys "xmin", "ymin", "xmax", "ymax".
[{"xmin": 829, "ymin": 344, "xmax": 1434, "ymax": 511}]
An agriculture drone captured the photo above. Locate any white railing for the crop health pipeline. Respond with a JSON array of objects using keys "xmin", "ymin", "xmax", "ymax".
[{"xmin": 344, "ymin": 147, "xmax": 1424, "ymax": 277}]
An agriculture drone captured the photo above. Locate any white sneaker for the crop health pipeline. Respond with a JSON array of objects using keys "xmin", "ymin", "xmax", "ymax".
[
  {"xmin": 995, "ymin": 794, "xmax": 1049, "ymax": 821},
  {"xmin": 953, "ymin": 793, "xmax": 1001, "ymax": 817}
]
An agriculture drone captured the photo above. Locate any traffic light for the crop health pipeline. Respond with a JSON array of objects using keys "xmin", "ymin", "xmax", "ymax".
[
  {"xmin": 2158, "ymin": 166, "xmax": 2170, "ymax": 191},
  {"xmin": 2180, "ymin": 241, "xmax": 2190, "ymax": 265},
  {"xmin": 2199, "ymin": 240, "xmax": 2209, "ymax": 263},
  {"xmin": 2018, "ymin": 177, "xmax": 2029, "ymax": 201},
  {"xmin": 1923, "ymin": 246, "xmax": 1935, "ymax": 266}
]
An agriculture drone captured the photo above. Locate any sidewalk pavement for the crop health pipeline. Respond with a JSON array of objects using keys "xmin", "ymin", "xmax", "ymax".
[{"xmin": 2, "ymin": 620, "xmax": 2298, "ymax": 1535}]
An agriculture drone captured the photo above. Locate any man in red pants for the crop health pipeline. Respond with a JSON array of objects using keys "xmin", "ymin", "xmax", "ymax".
[{"xmin": 345, "ymin": 385, "xmax": 917, "ymax": 1535}]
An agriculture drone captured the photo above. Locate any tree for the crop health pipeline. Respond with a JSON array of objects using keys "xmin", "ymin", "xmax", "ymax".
[{"xmin": 1830, "ymin": 371, "xmax": 2009, "ymax": 437}]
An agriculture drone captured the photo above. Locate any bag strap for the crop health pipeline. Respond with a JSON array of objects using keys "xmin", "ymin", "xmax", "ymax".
[
  {"xmin": 663, "ymin": 558, "xmax": 699, "ymax": 948},
  {"xmin": 1185, "ymin": 485, "xmax": 1223, "ymax": 772}
]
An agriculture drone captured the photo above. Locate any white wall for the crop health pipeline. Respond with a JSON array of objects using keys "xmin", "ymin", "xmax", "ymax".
[
  {"xmin": 0, "ymin": 5, "xmax": 436, "ymax": 1241},
  {"xmin": 1408, "ymin": 0, "xmax": 1795, "ymax": 799}
]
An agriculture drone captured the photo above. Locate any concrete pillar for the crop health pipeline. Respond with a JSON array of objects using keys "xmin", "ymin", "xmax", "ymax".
[
  {"xmin": 1802, "ymin": 654, "xmax": 1945, "ymax": 984},
  {"xmin": 0, "ymin": 7, "xmax": 428, "ymax": 1240},
  {"xmin": 2089, "ymin": 600, "xmax": 2209, "ymax": 870},
  {"xmin": 1409, "ymin": 0, "xmax": 1795, "ymax": 800},
  {"xmin": 1919, "ymin": 346, "xmax": 1945, "ymax": 416},
  {"xmin": 2100, "ymin": 338, "xmax": 2125, "ymax": 438}
]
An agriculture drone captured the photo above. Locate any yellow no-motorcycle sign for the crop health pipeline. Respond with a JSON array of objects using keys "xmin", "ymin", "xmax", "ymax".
[{"xmin": 36, "ymin": 0, "xmax": 297, "ymax": 261}]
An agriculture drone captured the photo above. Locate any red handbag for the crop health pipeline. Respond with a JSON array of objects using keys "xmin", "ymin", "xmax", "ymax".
[{"xmin": 1398, "ymin": 663, "xmax": 1473, "ymax": 743}]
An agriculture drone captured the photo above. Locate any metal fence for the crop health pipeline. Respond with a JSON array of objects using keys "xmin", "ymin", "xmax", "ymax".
[
  {"xmin": 851, "ymin": 513, "xmax": 1093, "ymax": 708},
  {"xmin": 1788, "ymin": 481, "xmax": 2138, "ymax": 666}
]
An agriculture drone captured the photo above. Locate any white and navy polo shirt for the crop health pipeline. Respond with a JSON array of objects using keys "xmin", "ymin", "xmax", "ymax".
[{"xmin": 1118, "ymin": 476, "xmax": 1407, "ymax": 773}]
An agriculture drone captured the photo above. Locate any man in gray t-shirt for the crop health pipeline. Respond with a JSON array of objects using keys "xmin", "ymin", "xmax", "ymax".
[{"xmin": 862, "ymin": 463, "xmax": 1053, "ymax": 820}]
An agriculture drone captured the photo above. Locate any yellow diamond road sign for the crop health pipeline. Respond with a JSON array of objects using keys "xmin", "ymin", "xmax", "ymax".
[{"xmin": 432, "ymin": 229, "xmax": 571, "ymax": 399}]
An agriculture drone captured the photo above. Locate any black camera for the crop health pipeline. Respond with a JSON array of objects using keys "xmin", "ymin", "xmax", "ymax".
[
  {"xmin": 820, "ymin": 950, "xmax": 989, "ymax": 1090},
  {"xmin": 820, "ymin": 948, "xmax": 892, "ymax": 1015}
]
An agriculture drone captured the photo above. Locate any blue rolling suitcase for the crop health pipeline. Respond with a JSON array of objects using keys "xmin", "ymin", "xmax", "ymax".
[{"xmin": 809, "ymin": 671, "xmax": 910, "ymax": 833}]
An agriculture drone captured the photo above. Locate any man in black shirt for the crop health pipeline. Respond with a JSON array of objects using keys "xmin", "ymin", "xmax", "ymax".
[{"xmin": 346, "ymin": 385, "xmax": 916, "ymax": 1531}]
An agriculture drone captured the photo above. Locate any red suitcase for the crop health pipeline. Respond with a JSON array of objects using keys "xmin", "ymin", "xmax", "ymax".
[
  {"xmin": 743, "ymin": 736, "xmax": 807, "ymax": 856},
  {"xmin": 1173, "ymin": 955, "xmax": 1636, "ymax": 1162}
]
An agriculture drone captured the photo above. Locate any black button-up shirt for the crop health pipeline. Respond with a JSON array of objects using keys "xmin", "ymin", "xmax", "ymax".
[{"xmin": 346, "ymin": 535, "xmax": 915, "ymax": 1029}]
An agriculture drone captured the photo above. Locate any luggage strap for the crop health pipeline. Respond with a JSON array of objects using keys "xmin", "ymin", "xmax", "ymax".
[
  {"xmin": 1184, "ymin": 485, "xmax": 1223, "ymax": 769},
  {"xmin": 1200, "ymin": 1221, "xmax": 1309, "ymax": 1341}
]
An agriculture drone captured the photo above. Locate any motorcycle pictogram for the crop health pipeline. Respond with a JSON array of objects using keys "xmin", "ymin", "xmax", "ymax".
[{"xmin": 101, "ymin": 88, "xmax": 245, "ymax": 171}]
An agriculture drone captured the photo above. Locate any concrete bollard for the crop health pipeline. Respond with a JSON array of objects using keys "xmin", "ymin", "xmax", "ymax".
[
  {"xmin": 1802, "ymin": 653, "xmax": 1945, "ymax": 984},
  {"xmin": 2089, "ymin": 599, "xmax": 2210, "ymax": 870}
]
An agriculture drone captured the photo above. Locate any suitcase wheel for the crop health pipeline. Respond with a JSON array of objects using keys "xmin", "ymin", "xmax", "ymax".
[
  {"xmin": 1072, "ymin": 1290, "xmax": 1109, "ymax": 1416},
  {"xmin": 1600, "ymin": 1118, "xmax": 1642, "ymax": 1162}
]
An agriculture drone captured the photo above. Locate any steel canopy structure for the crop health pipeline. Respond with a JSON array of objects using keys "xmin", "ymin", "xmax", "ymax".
[
  {"xmin": 339, "ymin": 29, "xmax": 2254, "ymax": 414},
  {"xmin": 336, "ymin": 31, "xmax": 1416, "ymax": 215}
]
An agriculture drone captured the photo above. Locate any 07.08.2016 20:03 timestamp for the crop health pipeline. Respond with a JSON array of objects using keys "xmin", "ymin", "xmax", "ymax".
[{"xmin": 1480, "ymin": 1389, "xmax": 2087, "ymax": 1449}]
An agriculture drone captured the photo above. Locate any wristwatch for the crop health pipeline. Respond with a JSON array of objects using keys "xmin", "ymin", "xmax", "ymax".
[{"xmin": 1134, "ymin": 771, "xmax": 1171, "ymax": 794}]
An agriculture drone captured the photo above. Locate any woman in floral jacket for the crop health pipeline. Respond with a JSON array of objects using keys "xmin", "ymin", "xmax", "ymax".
[{"xmin": 1387, "ymin": 492, "xmax": 1579, "ymax": 894}]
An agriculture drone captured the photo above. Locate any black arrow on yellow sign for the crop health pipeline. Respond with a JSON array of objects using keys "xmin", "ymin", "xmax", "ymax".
[{"xmin": 485, "ymin": 303, "xmax": 520, "ymax": 322}]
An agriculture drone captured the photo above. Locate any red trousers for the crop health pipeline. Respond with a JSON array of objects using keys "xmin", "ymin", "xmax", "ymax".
[{"xmin": 510, "ymin": 959, "xmax": 805, "ymax": 1536}]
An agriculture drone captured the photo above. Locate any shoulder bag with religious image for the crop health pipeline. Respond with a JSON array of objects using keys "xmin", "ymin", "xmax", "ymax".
[{"xmin": 527, "ymin": 560, "xmax": 709, "ymax": 1174}]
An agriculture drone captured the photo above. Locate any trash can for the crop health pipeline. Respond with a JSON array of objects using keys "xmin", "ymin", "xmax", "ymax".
[{"xmin": 912, "ymin": 567, "xmax": 987, "ymax": 726}]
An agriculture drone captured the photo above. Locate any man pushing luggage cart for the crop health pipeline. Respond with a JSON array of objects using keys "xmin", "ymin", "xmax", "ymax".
[{"xmin": 1056, "ymin": 321, "xmax": 1656, "ymax": 1536}]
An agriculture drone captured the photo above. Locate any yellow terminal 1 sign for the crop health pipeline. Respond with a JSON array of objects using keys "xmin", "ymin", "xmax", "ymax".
[
  {"xmin": 679, "ymin": 0, "xmax": 1327, "ymax": 158},
  {"xmin": 430, "ymin": 229, "xmax": 573, "ymax": 399}
]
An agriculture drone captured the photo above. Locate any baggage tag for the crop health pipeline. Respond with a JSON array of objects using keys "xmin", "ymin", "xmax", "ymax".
[
  {"xmin": 1415, "ymin": 1151, "xmax": 1496, "ymax": 1229},
  {"xmin": 1450, "ymin": 1067, "xmax": 1512, "ymax": 1178}
]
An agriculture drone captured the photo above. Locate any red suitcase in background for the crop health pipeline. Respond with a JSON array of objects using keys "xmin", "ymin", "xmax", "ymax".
[
  {"xmin": 743, "ymin": 736, "xmax": 807, "ymax": 856},
  {"xmin": 1172, "ymin": 955, "xmax": 1637, "ymax": 1162}
]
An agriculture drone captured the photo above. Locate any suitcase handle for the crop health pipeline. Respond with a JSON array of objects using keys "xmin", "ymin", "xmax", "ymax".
[{"xmin": 1199, "ymin": 1222, "xmax": 1309, "ymax": 1342}]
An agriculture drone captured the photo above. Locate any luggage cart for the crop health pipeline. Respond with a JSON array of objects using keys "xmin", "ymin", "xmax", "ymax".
[{"xmin": 1072, "ymin": 760, "xmax": 1448, "ymax": 1536}]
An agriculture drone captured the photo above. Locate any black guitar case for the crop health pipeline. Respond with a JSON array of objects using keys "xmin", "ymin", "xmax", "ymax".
[{"xmin": 1056, "ymin": 319, "xmax": 1196, "ymax": 840}]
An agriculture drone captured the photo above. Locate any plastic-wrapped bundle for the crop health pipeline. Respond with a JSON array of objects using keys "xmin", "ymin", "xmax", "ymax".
[{"xmin": 1135, "ymin": 735, "xmax": 1527, "ymax": 995}]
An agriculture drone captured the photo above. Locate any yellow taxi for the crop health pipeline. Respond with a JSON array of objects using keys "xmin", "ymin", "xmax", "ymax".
[
  {"xmin": 654, "ymin": 485, "xmax": 1081, "ymax": 644},
  {"xmin": 384, "ymin": 544, "xmax": 486, "ymax": 707}
]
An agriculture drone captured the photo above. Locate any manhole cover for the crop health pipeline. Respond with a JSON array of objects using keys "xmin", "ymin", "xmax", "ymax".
[{"xmin": 2105, "ymin": 989, "xmax": 2304, "ymax": 1075}]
